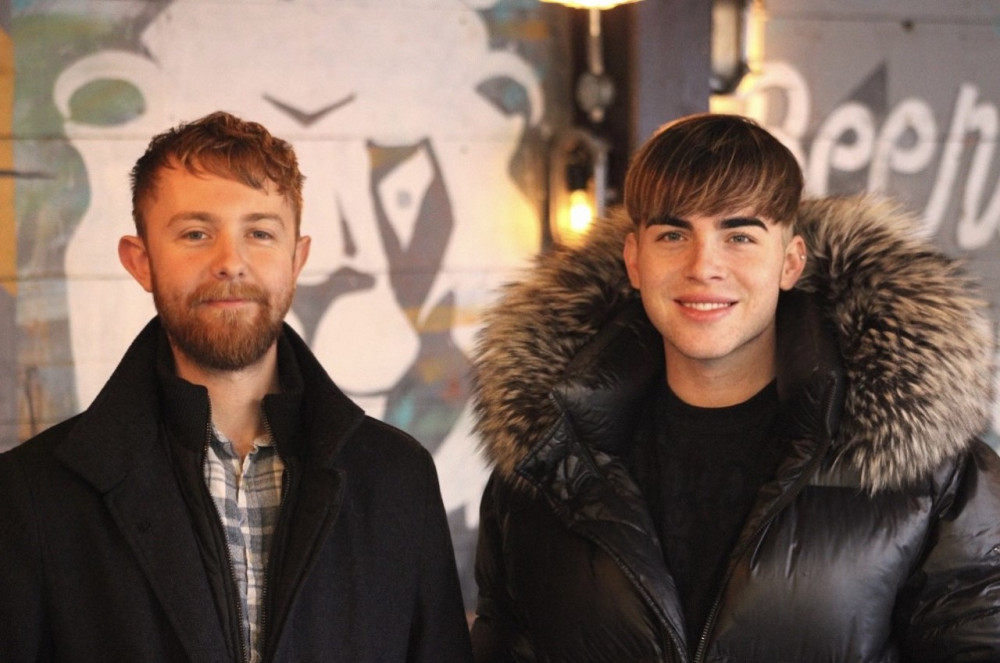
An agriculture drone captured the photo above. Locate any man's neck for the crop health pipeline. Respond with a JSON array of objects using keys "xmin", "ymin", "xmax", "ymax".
[
  {"xmin": 172, "ymin": 345, "xmax": 280, "ymax": 460},
  {"xmin": 665, "ymin": 349, "xmax": 776, "ymax": 409}
]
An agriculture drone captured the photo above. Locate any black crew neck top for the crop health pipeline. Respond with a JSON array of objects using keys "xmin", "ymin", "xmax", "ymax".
[{"xmin": 630, "ymin": 379, "xmax": 786, "ymax": 651}]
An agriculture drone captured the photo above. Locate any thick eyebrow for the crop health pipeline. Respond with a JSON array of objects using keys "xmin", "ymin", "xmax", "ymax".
[
  {"xmin": 646, "ymin": 215, "xmax": 691, "ymax": 229},
  {"xmin": 645, "ymin": 215, "xmax": 768, "ymax": 231},
  {"xmin": 720, "ymin": 216, "xmax": 768, "ymax": 231}
]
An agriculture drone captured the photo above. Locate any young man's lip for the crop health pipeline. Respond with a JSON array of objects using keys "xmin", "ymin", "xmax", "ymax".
[
  {"xmin": 678, "ymin": 301, "xmax": 735, "ymax": 311},
  {"xmin": 675, "ymin": 296, "xmax": 736, "ymax": 306}
]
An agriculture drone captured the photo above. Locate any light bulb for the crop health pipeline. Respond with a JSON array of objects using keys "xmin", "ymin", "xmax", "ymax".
[{"xmin": 567, "ymin": 189, "xmax": 595, "ymax": 238}]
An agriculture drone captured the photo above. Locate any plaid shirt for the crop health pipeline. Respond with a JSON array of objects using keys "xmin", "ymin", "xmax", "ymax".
[{"xmin": 205, "ymin": 425, "xmax": 285, "ymax": 663}]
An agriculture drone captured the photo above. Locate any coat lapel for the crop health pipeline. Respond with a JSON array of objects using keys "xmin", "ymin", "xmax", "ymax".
[
  {"xmin": 102, "ymin": 455, "xmax": 230, "ymax": 660},
  {"xmin": 53, "ymin": 320, "xmax": 229, "ymax": 660}
]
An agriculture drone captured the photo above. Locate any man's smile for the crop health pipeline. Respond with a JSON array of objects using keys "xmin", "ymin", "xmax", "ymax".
[{"xmin": 678, "ymin": 300, "xmax": 735, "ymax": 311}]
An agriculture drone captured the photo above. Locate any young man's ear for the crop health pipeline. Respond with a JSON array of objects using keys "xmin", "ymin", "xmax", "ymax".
[
  {"xmin": 118, "ymin": 235, "xmax": 153, "ymax": 293},
  {"xmin": 780, "ymin": 235, "xmax": 807, "ymax": 291},
  {"xmin": 623, "ymin": 231, "xmax": 642, "ymax": 290}
]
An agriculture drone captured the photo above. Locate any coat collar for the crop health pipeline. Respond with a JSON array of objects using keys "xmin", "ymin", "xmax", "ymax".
[
  {"xmin": 472, "ymin": 196, "xmax": 994, "ymax": 492},
  {"xmin": 55, "ymin": 316, "xmax": 366, "ymax": 492}
]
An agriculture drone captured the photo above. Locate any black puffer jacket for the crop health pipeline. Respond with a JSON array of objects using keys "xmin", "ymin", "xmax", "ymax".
[{"xmin": 469, "ymin": 196, "xmax": 1000, "ymax": 662}]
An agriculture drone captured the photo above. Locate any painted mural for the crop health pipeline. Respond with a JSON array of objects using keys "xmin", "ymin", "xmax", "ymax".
[
  {"xmin": 7, "ymin": 0, "xmax": 560, "ymax": 606},
  {"xmin": 713, "ymin": 4, "xmax": 1000, "ymax": 448}
]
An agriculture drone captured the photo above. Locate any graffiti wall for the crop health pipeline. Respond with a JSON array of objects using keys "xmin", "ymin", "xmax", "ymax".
[
  {"xmin": 713, "ymin": 1, "xmax": 1000, "ymax": 449},
  {"xmin": 4, "ymin": 0, "xmax": 570, "ymax": 607}
]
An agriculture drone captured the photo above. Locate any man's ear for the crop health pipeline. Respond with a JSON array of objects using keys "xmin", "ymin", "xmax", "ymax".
[
  {"xmin": 780, "ymin": 235, "xmax": 807, "ymax": 291},
  {"xmin": 293, "ymin": 234, "xmax": 311, "ymax": 280},
  {"xmin": 623, "ymin": 231, "xmax": 642, "ymax": 290},
  {"xmin": 118, "ymin": 235, "xmax": 153, "ymax": 293}
]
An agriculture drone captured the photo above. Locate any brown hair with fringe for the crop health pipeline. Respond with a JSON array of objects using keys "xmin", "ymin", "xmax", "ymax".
[{"xmin": 624, "ymin": 113, "xmax": 802, "ymax": 230}]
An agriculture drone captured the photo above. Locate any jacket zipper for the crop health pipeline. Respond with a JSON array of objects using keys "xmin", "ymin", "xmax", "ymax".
[
  {"xmin": 202, "ymin": 413, "xmax": 251, "ymax": 663},
  {"xmin": 692, "ymin": 505, "xmax": 779, "ymax": 663},
  {"xmin": 257, "ymin": 408, "xmax": 291, "ymax": 663},
  {"xmin": 258, "ymin": 471, "xmax": 291, "ymax": 663},
  {"xmin": 692, "ymin": 387, "xmax": 838, "ymax": 663}
]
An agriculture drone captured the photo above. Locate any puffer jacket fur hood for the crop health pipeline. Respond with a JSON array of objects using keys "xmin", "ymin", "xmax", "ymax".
[{"xmin": 471, "ymin": 195, "xmax": 995, "ymax": 492}]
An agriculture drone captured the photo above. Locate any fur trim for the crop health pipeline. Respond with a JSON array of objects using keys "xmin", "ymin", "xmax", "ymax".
[
  {"xmin": 470, "ymin": 208, "xmax": 636, "ymax": 479},
  {"xmin": 796, "ymin": 196, "xmax": 994, "ymax": 490},
  {"xmin": 471, "ymin": 195, "xmax": 995, "ymax": 491}
]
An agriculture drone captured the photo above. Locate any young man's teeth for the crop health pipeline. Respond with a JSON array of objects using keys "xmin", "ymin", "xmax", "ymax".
[{"xmin": 684, "ymin": 302, "xmax": 729, "ymax": 311}]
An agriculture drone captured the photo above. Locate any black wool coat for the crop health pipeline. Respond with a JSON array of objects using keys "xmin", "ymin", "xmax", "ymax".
[{"xmin": 0, "ymin": 319, "xmax": 473, "ymax": 663}]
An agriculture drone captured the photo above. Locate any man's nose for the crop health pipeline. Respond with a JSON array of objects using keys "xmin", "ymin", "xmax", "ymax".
[{"xmin": 212, "ymin": 234, "xmax": 247, "ymax": 278}]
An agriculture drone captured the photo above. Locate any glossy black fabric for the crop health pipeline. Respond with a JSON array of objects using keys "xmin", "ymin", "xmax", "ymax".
[
  {"xmin": 0, "ymin": 318, "xmax": 473, "ymax": 663},
  {"xmin": 472, "ymin": 298, "xmax": 1000, "ymax": 663}
]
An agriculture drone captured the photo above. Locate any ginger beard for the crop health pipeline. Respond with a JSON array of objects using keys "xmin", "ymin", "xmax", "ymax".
[{"xmin": 151, "ymin": 275, "xmax": 294, "ymax": 372}]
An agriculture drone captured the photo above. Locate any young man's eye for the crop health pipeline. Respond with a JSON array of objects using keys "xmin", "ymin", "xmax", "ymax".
[
  {"xmin": 657, "ymin": 230, "xmax": 684, "ymax": 242},
  {"xmin": 250, "ymin": 230, "xmax": 274, "ymax": 240},
  {"xmin": 729, "ymin": 233, "xmax": 754, "ymax": 244},
  {"xmin": 183, "ymin": 230, "xmax": 207, "ymax": 240}
]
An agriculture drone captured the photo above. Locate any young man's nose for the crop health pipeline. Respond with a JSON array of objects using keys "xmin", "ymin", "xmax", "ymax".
[{"xmin": 685, "ymin": 240, "xmax": 724, "ymax": 280}]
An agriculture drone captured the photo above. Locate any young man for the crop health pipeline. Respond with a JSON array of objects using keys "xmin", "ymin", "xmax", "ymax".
[
  {"xmin": 470, "ymin": 114, "xmax": 1000, "ymax": 661},
  {"xmin": 0, "ymin": 111, "xmax": 473, "ymax": 662}
]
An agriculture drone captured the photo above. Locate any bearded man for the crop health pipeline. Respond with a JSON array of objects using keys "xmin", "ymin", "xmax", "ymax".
[{"xmin": 0, "ymin": 111, "xmax": 473, "ymax": 663}]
